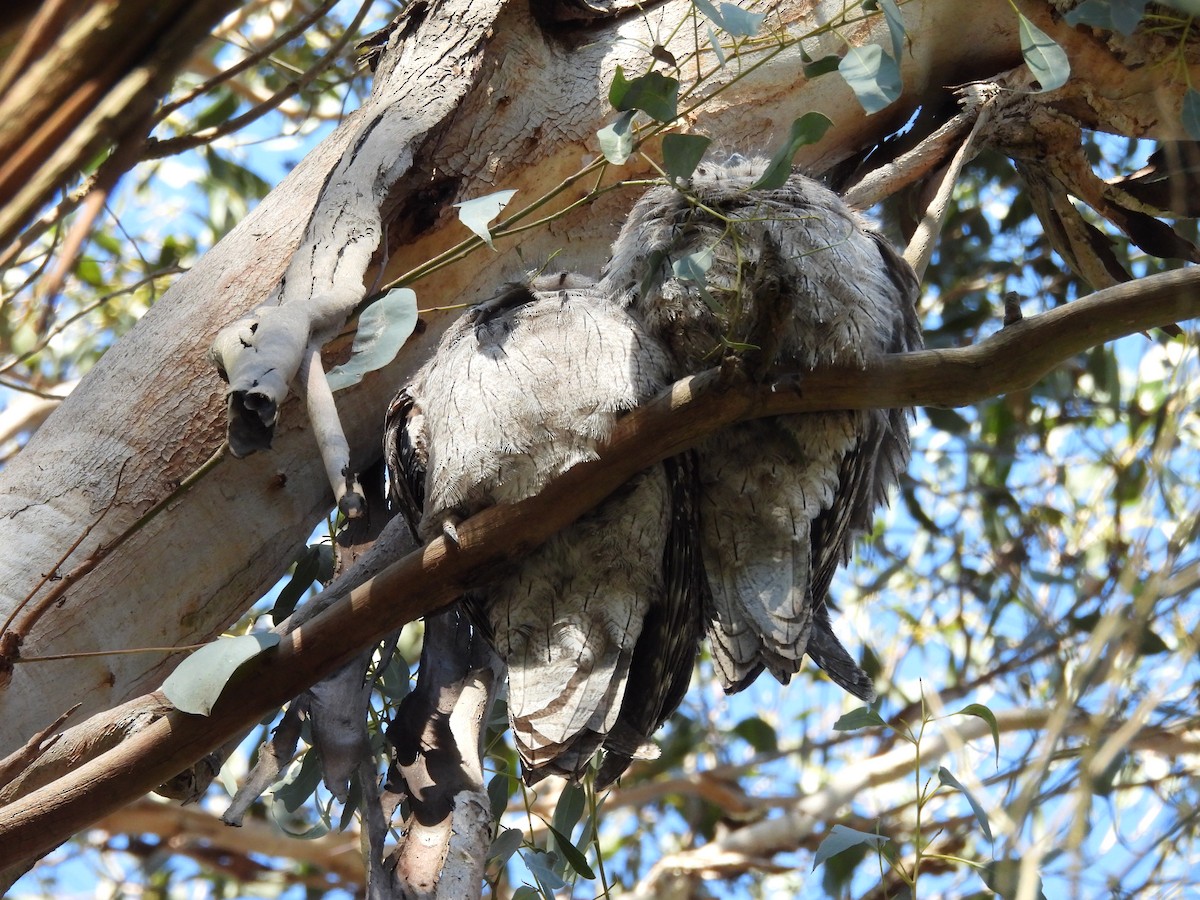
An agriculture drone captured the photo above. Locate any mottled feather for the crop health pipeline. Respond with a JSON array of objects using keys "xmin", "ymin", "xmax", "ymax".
[
  {"xmin": 601, "ymin": 159, "xmax": 922, "ymax": 697},
  {"xmin": 384, "ymin": 283, "xmax": 703, "ymax": 783}
]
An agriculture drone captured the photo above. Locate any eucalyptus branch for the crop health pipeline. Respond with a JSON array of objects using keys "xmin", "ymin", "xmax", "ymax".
[{"xmin": 0, "ymin": 267, "xmax": 1194, "ymax": 867}]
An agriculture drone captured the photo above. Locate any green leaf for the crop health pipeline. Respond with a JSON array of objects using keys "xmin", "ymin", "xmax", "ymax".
[
  {"xmin": 938, "ymin": 766, "xmax": 994, "ymax": 842},
  {"xmin": 662, "ymin": 133, "xmax": 712, "ymax": 180},
  {"xmin": 1064, "ymin": 0, "xmax": 1148, "ymax": 35},
  {"xmin": 162, "ymin": 632, "xmax": 281, "ymax": 716},
  {"xmin": 813, "ymin": 824, "xmax": 889, "ymax": 870},
  {"xmin": 75, "ymin": 257, "xmax": 104, "ymax": 287},
  {"xmin": 984, "ymin": 858, "xmax": 1047, "ymax": 899},
  {"xmin": 751, "ymin": 112, "xmax": 834, "ymax": 190},
  {"xmin": 733, "ymin": 716, "xmax": 779, "ymax": 753},
  {"xmin": 609, "ymin": 67, "xmax": 680, "ymax": 122},
  {"xmin": 271, "ymin": 543, "xmax": 333, "ymax": 621},
  {"xmin": 489, "ymin": 826, "xmax": 525, "ymax": 864},
  {"xmin": 694, "ymin": 0, "xmax": 762, "ymax": 36},
  {"xmin": 672, "ymin": 247, "xmax": 713, "ymax": 283},
  {"xmin": 269, "ymin": 795, "xmax": 330, "ymax": 839},
  {"xmin": 598, "ymin": 109, "xmax": 636, "ymax": 164},
  {"xmin": 1018, "ymin": 12, "xmax": 1070, "ymax": 91},
  {"xmin": 717, "ymin": 2, "xmax": 764, "ymax": 36},
  {"xmin": 552, "ymin": 781, "xmax": 586, "ymax": 836},
  {"xmin": 547, "ymin": 824, "xmax": 596, "ymax": 880},
  {"xmin": 955, "ymin": 702, "xmax": 1001, "ymax": 764},
  {"xmin": 488, "ymin": 772, "xmax": 513, "ymax": 820},
  {"xmin": 521, "ymin": 848, "xmax": 567, "ymax": 892},
  {"xmin": 377, "ymin": 652, "xmax": 411, "ymax": 700},
  {"xmin": 454, "ymin": 189, "xmax": 518, "ymax": 250},
  {"xmin": 925, "ymin": 407, "xmax": 972, "ymax": 434},
  {"xmin": 194, "ymin": 90, "xmax": 240, "ymax": 131},
  {"xmin": 803, "ymin": 54, "xmax": 841, "ymax": 79},
  {"xmin": 326, "ymin": 287, "xmax": 419, "ymax": 391},
  {"xmin": 707, "ymin": 24, "xmax": 727, "ymax": 67},
  {"xmin": 878, "ymin": 0, "xmax": 906, "ymax": 61},
  {"xmin": 833, "ymin": 706, "xmax": 887, "ymax": 732},
  {"xmin": 839, "ymin": 44, "xmax": 902, "ymax": 114},
  {"xmin": 274, "ymin": 746, "xmax": 323, "ymax": 812},
  {"xmin": 1182, "ymin": 88, "xmax": 1200, "ymax": 140}
]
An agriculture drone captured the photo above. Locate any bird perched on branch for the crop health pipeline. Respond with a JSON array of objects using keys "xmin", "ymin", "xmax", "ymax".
[
  {"xmin": 385, "ymin": 281, "xmax": 705, "ymax": 785},
  {"xmin": 600, "ymin": 158, "xmax": 922, "ymax": 699}
]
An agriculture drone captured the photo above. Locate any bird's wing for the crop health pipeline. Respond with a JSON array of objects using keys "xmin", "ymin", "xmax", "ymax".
[{"xmin": 596, "ymin": 451, "xmax": 707, "ymax": 786}]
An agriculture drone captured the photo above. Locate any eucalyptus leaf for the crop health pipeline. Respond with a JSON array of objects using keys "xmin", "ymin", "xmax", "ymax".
[
  {"xmin": 598, "ymin": 109, "xmax": 636, "ymax": 164},
  {"xmin": 938, "ymin": 766, "xmax": 994, "ymax": 842},
  {"xmin": 326, "ymin": 287, "xmax": 418, "ymax": 391},
  {"xmin": 269, "ymin": 795, "xmax": 331, "ymax": 839},
  {"xmin": 548, "ymin": 824, "xmax": 596, "ymax": 880},
  {"xmin": 489, "ymin": 826, "xmax": 525, "ymax": 864},
  {"xmin": 1064, "ymin": 0, "xmax": 1148, "ymax": 34},
  {"xmin": 878, "ymin": 0, "xmax": 906, "ymax": 61},
  {"xmin": 833, "ymin": 706, "xmax": 887, "ymax": 731},
  {"xmin": 839, "ymin": 44, "xmax": 902, "ymax": 114},
  {"xmin": 162, "ymin": 632, "xmax": 281, "ymax": 716},
  {"xmin": 454, "ymin": 189, "xmax": 518, "ymax": 250},
  {"xmin": 609, "ymin": 67, "xmax": 680, "ymax": 122},
  {"xmin": 1018, "ymin": 12, "xmax": 1070, "ymax": 91},
  {"xmin": 1182, "ymin": 88, "xmax": 1200, "ymax": 141},
  {"xmin": 955, "ymin": 702, "xmax": 1001, "ymax": 764},
  {"xmin": 718, "ymin": 2, "xmax": 764, "ymax": 36},
  {"xmin": 752, "ymin": 112, "xmax": 834, "ymax": 189},
  {"xmin": 662, "ymin": 133, "xmax": 712, "ymax": 180},
  {"xmin": 813, "ymin": 824, "xmax": 890, "ymax": 870}
]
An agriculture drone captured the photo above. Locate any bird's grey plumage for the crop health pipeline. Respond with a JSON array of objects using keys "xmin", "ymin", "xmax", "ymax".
[
  {"xmin": 384, "ymin": 282, "xmax": 704, "ymax": 784},
  {"xmin": 600, "ymin": 158, "xmax": 922, "ymax": 698}
]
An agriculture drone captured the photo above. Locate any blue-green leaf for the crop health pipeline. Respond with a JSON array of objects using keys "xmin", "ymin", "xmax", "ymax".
[
  {"xmin": 274, "ymin": 747, "xmax": 323, "ymax": 812},
  {"xmin": 521, "ymin": 848, "xmax": 567, "ymax": 892},
  {"xmin": 938, "ymin": 766, "xmax": 994, "ymax": 842},
  {"xmin": 271, "ymin": 543, "xmax": 334, "ymax": 620},
  {"xmin": 833, "ymin": 706, "xmax": 887, "ymax": 731},
  {"xmin": 548, "ymin": 824, "xmax": 596, "ymax": 880},
  {"xmin": 694, "ymin": 0, "xmax": 762, "ymax": 36},
  {"xmin": 489, "ymin": 826, "xmax": 525, "ymax": 864},
  {"xmin": 598, "ymin": 109, "xmax": 636, "ymax": 164},
  {"xmin": 454, "ymin": 189, "xmax": 518, "ymax": 250},
  {"xmin": 707, "ymin": 24, "xmax": 727, "ymax": 67},
  {"xmin": 1064, "ymin": 0, "xmax": 1148, "ymax": 35},
  {"xmin": 733, "ymin": 715, "xmax": 779, "ymax": 753},
  {"xmin": 954, "ymin": 702, "xmax": 1001, "ymax": 765},
  {"xmin": 813, "ymin": 824, "xmax": 890, "ymax": 870},
  {"xmin": 752, "ymin": 112, "xmax": 834, "ymax": 189},
  {"xmin": 552, "ymin": 782, "xmax": 586, "ymax": 836},
  {"xmin": 672, "ymin": 247, "xmax": 713, "ymax": 283},
  {"xmin": 878, "ymin": 0, "xmax": 906, "ymax": 61},
  {"xmin": 1182, "ymin": 88, "xmax": 1200, "ymax": 140},
  {"xmin": 1018, "ymin": 12, "xmax": 1070, "ymax": 91},
  {"xmin": 162, "ymin": 633, "xmax": 281, "ymax": 716},
  {"xmin": 718, "ymin": 2, "xmax": 764, "ymax": 36},
  {"xmin": 839, "ymin": 44, "xmax": 902, "ymax": 114},
  {"xmin": 326, "ymin": 287, "xmax": 418, "ymax": 392},
  {"xmin": 609, "ymin": 67, "xmax": 680, "ymax": 122},
  {"xmin": 662, "ymin": 133, "xmax": 712, "ymax": 180}
]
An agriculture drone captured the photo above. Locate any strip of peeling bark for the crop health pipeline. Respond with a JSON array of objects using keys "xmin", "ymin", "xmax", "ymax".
[{"xmin": 0, "ymin": 267, "xmax": 1195, "ymax": 868}]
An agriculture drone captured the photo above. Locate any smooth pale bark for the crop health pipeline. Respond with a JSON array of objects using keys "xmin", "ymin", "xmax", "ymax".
[{"xmin": 0, "ymin": 0, "xmax": 1193, "ymax": 760}]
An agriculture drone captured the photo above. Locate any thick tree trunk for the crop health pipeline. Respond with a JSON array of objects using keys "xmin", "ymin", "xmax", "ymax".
[{"xmin": 0, "ymin": 0, "xmax": 1191, "ymax": 763}]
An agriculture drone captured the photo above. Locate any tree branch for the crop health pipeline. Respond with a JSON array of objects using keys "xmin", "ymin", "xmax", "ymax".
[{"xmin": 0, "ymin": 267, "xmax": 1195, "ymax": 866}]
